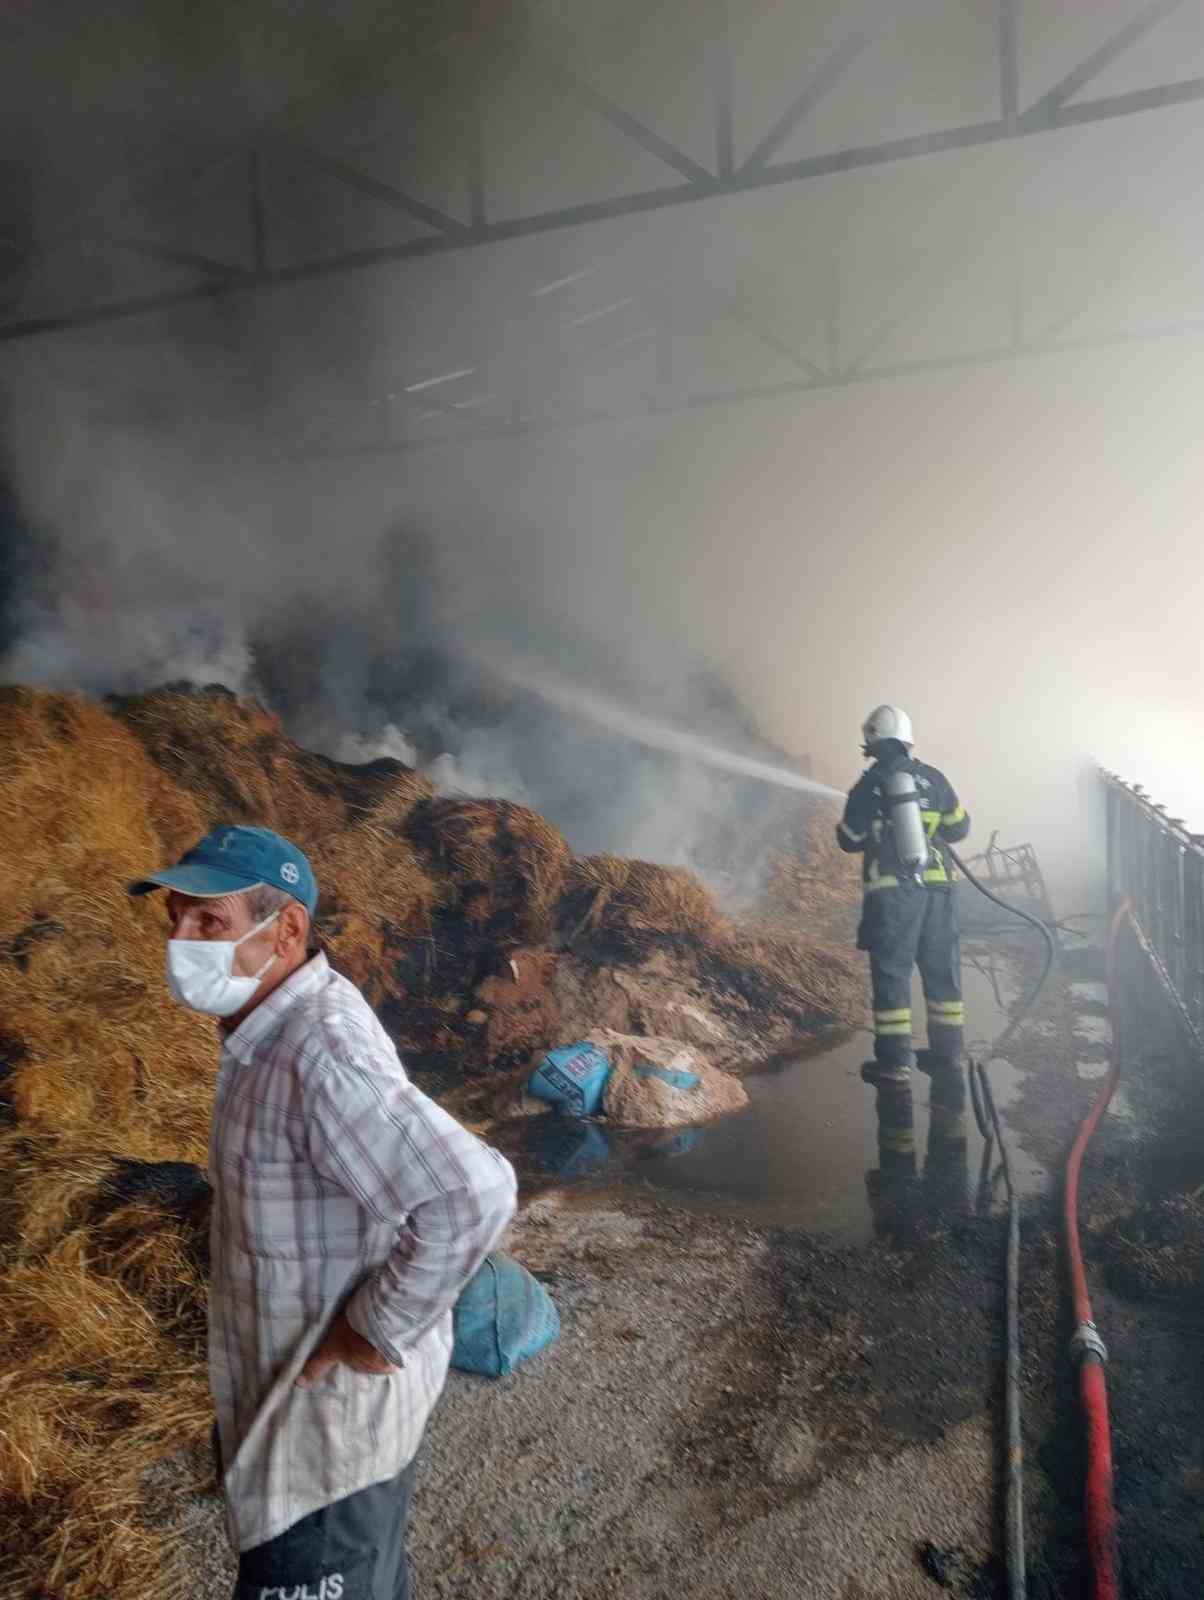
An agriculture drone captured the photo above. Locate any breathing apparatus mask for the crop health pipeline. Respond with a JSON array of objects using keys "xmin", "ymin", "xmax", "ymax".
[{"xmin": 166, "ymin": 912, "xmax": 280, "ymax": 1017}]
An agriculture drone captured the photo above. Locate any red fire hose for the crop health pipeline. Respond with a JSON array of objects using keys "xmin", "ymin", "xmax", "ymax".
[{"xmin": 1063, "ymin": 899, "xmax": 1131, "ymax": 1600}]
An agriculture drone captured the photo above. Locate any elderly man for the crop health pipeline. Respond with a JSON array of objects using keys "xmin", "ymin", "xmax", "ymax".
[{"xmin": 130, "ymin": 824, "xmax": 517, "ymax": 1600}]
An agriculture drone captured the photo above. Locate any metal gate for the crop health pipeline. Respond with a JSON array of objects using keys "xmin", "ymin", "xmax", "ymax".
[{"xmin": 1102, "ymin": 769, "xmax": 1204, "ymax": 1054}]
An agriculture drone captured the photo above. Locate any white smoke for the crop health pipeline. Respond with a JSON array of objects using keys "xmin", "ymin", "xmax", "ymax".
[
  {"xmin": 328, "ymin": 717, "xmax": 533, "ymax": 804},
  {"xmin": 424, "ymin": 743, "xmax": 533, "ymax": 805},
  {"xmin": 332, "ymin": 722, "xmax": 419, "ymax": 766},
  {"xmin": 2, "ymin": 604, "xmax": 254, "ymax": 696}
]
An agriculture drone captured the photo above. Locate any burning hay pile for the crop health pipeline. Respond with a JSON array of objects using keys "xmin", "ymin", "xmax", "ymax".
[
  {"xmin": 409, "ymin": 796, "xmax": 573, "ymax": 946},
  {"xmin": 562, "ymin": 854, "xmax": 727, "ymax": 953},
  {"xmin": 0, "ymin": 683, "xmax": 862, "ymax": 1596},
  {"xmin": 752, "ymin": 800, "xmax": 863, "ymax": 943},
  {"xmin": 557, "ymin": 851, "xmax": 864, "ymax": 1057}
]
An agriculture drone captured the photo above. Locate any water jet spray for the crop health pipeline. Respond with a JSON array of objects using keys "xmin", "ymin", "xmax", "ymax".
[{"xmin": 476, "ymin": 652, "xmax": 844, "ymax": 802}]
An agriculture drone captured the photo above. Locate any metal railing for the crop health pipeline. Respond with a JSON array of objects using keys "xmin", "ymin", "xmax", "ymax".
[
  {"xmin": 955, "ymin": 829, "xmax": 1057, "ymax": 932},
  {"xmin": 1102, "ymin": 769, "xmax": 1204, "ymax": 1053}
]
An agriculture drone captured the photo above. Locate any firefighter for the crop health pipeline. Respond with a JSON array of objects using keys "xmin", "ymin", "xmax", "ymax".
[{"xmin": 837, "ymin": 705, "xmax": 971, "ymax": 1086}]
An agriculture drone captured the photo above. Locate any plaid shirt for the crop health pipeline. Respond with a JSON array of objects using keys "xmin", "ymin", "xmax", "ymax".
[{"xmin": 208, "ymin": 953, "xmax": 517, "ymax": 1551}]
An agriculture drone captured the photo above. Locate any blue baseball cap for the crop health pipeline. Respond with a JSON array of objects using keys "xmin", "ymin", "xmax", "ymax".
[{"xmin": 129, "ymin": 825, "xmax": 319, "ymax": 915}]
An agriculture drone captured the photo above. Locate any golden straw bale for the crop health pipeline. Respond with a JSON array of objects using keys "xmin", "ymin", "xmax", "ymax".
[
  {"xmin": 0, "ymin": 1378, "xmax": 67, "ymax": 1501},
  {"xmin": 87, "ymin": 1200, "xmax": 208, "ymax": 1341},
  {"xmin": 112, "ymin": 686, "xmax": 346, "ymax": 840},
  {"xmin": 711, "ymin": 927, "xmax": 865, "ymax": 1028},
  {"xmin": 34, "ymin": 1495, "xmax": 182, "ymax": 1600},
  {"xmin": 312, "ymin": 813, "xmax": 439, "ymax": 1003},
  {"xmin": 0, "ymin": 691, "xmax": 216, "ymax": 1162},
  {"xmin": 0, "ymin": 1234, "xmax": 163, "ymax": 1375},
  {"xmin": 0, "ymin": 688, "xmax": 454, "ymax": 1159},
  {"xmin": 0, "ymin": 1398, "xmax": 210, "ymax": 1598},
  {"xmin": 0, "ymin": 1139, "xmax": 116, "ymax": 1258},
  {"xmin": 502, "ymin": 806, "xmax": 574, "ymax": 932},
  {"xmin": 0, "ymin": 1212, "xmax": 211, "ymax": 1600},
  {"xmin": 409, "ymin": 798, "xmax": 572, "ymax": 942},
  {"xmin": 313, "ymin": 819, "xmax": 439, "ymax": 934},
  {"xmin": 569, "ymin": 854, "xmax": 726, "ymax": 942},
  {"xmin": 349, "ymin": 765, "xmax": 435, "ymax": 829}
]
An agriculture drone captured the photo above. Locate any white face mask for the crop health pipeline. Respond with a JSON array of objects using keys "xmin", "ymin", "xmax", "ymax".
[{"xmin": 165, "ymin": 912, "xmax": 280, "ymax": 1018}]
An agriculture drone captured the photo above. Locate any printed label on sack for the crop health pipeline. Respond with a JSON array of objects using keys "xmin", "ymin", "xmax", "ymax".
[
  {"xmin": 553, "ymin": 1048, "xmax": 597, "ymax": 1082},
  {"xmin": 538, "ymin": 1063, "xmax": 584, "ymax": 1108}
]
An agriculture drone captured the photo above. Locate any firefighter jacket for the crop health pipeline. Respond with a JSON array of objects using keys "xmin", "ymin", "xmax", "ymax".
[{"xmin": 836, "ymin": 756, "xmax": 970, "ymax": 892}]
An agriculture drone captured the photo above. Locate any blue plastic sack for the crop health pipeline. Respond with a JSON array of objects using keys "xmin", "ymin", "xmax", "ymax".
[
  {"xmin": 451, "ymin": 1253, "xmax": 560, "ymax": 1378},
  {"xmin": 527, "ymin": 1041, "xmax": 612, "ymax": 1116}
]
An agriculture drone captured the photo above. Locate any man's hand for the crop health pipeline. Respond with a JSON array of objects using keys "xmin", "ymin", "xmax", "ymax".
[{"xmin": 296, "ymin": 1311, "xmax": 397, "ymax": 1387}]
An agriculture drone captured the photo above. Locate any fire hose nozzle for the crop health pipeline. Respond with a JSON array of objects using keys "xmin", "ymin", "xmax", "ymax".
[{"xmin": 1069, "ymin": 1320, "xmax": 1108, "ymax": 1365}]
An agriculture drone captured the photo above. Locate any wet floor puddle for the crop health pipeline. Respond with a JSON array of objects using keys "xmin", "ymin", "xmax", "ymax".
[{"xmin": 510, "ymin": 936, "xmax": 1050, "ymax": 1246}]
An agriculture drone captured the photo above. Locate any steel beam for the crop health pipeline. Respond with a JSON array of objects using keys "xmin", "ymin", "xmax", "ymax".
[
  {"xmin": 724, "ymin": 301, "xmax": 826, "ymax": 380},
  {"xmin": 825, "ymin": 265, "xmax": 840, "ymax": 374},
  {"xmin": 709, "ymin": 2, "xmax": 735, "ymax": 180},
  {"xmin": 290, "ymin": 312, "xmax": 1204, "ymax": 461},
  {"xmin": 467, "ymin": 100, "xmax": 488, "ymax": 228},
  {"xmin": 4, "ymin": 74, "xmax": 1204, "ymax": 342},
  {"xmin": 250, "ymin": 148, "xmax": 268, "ymax": 272},
  {"xmin": 842, "ymin": 238, "xmax": 997, "ymax": 375},
  {"xmin": 997, "ymin": 0, "xmax": 1019, "ymax": 123},
  {"xmin": 1022, "ymin": 0, "xmax": 1187, "ymax": 128},
  {"xmin": 276, "ymin": 141, "xmax": 474, "ymax": 239},
  {"xmin": 739, "ymin": 29, "xmax": 872, "ymax": 173},
  {"xmin": 98, "ymin": 233, "xmax": 251, "ymax": 281},
  {"xmin": 528, "ymin": 45, "xmax": 717, "ymax": 187}
]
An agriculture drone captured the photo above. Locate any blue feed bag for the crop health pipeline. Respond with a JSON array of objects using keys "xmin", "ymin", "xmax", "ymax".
[
  {"xmin": 527, "ymin": 1041, "xmax": 612, "ymax": 1116},
  {"xmin": 451, "ymin": 1253, "xmax": 561, "ymax": 1378}
]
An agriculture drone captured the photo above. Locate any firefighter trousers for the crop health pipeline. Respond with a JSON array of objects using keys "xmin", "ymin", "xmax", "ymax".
[{"xmin": 857, "ymin": 883, "xmax": 963, "ymax": 1071}]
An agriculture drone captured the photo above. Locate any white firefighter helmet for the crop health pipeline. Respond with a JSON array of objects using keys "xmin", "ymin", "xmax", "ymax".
[{"xmin": 862, "ymin": 704, "xmax": 914, "ymax": 749}]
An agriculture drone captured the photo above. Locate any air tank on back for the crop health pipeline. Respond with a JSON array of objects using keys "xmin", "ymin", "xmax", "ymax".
[{"xmin": 884, "ymin": 763, "xmax": 930, "ymax": 882}]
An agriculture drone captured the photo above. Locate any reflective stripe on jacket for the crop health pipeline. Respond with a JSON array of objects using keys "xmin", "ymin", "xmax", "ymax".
[{"xmin": 836, "ymin": 757, "xmax": 969, "ymax": 891}]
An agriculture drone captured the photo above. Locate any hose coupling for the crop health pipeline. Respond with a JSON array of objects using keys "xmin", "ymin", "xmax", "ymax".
[{"xmin": 1070, "ymin": 1320, "xmax": 1108, "ymax": 1365}]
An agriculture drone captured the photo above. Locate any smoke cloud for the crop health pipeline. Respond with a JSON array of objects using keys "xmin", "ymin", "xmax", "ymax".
[{"xmin": 4, "ymin": 0, "xmax": 1204, "ymax": 908}]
